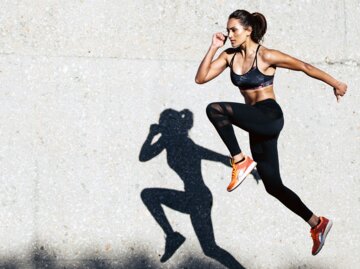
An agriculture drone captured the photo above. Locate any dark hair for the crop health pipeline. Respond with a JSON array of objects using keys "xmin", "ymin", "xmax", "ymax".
[{"xmin": 228, "ymin": 10, "xmax": 267, "ymax": 43}]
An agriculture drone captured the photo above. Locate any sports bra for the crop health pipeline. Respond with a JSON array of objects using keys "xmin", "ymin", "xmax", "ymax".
[{"xmin": 229, "ymin": 45, "xmax": 274, "ymax": 91}]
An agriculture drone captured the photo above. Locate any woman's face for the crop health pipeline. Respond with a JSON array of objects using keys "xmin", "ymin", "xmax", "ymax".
[{"xmin": 226, "ymin": 18, "xmax": 252, "ymax": 47}]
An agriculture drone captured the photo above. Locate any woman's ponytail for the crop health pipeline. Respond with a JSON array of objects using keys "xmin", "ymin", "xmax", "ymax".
[{"xmin": 250, "ymin": 12, "xmax": 267, "ymax": 43}]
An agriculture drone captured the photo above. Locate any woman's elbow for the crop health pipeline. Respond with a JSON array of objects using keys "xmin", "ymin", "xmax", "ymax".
[
  {"xmin": 195, "ymin": 75, "xmax": 209, "ymax": 84},
  {"xmin": 195, "ymin": 77, "xmax": 205, "ymax": 84}
]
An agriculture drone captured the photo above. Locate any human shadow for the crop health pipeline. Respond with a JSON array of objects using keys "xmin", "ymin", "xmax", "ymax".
[{"xmin": 139, "ymin": 108, "xmax": 246, "ymax": 269}]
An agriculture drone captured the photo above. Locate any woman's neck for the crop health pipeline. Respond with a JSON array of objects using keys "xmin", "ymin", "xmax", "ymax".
[{"xmin": 239, "ymin": 40, "xmax": 258, "ymax": 56}]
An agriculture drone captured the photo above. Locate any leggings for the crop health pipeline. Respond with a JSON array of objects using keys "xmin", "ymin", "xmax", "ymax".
[{"xmin": 206, "ymin": 98, "xmax": 313, "ymax": 222}]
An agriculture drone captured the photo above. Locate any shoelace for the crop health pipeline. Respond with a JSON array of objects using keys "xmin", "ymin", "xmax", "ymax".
[
  {"xmin": 231, "ymin": 161, "xmax": 239, "ymax": 180},
  {"xmin": 310, "ymin": 219, "xmax": 323, "ymax": 241},
  {"xmin": 310, "ymin": 231, "xmax": 316, "ymax": 241},
  {"xmin": 231, "ymin": 157, "xmax": 247, "ymax": 180},
  {"xmin": 310, "ymin": 227, "xmax": 320, "ymax": 242}
]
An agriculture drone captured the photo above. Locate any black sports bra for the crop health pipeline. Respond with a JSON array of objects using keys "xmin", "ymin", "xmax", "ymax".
[{"xmin": 229, "ymin": 45, "xmax": 274, "ymax": 91}]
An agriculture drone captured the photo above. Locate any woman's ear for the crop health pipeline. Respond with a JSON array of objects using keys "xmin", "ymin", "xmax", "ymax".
[{"xmin": 246, "ymin": 26, "xmax": 252, "ymax": 37}]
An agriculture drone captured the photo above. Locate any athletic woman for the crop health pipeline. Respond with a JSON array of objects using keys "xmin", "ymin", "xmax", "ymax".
[{"xmin": 195, "ymin": 9, "xmax": 347, "ymax": 256}]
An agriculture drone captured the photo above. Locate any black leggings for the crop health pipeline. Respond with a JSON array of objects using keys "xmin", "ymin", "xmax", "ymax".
[{"xmin": 206, "ymin": 99, "xmax": 313, "ymax": 222}]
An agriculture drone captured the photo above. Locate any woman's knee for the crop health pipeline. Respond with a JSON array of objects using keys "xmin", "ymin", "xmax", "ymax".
[
  {"xmin": 206, "ymin": 102, "xmax": 223, "ymax": 120},
  {"xmin": 264, "ymin": 181, "xmax": 285, "ymax": 197}
]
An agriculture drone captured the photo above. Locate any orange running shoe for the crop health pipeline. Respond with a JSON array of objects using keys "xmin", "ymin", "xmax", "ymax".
[
  {"xmin": 310, "ymin": 216, "xmax": 333, "ymax": 255},
  {"xmin": 227, "ymin": 155, "xmax": 257, "ymax": 192}
]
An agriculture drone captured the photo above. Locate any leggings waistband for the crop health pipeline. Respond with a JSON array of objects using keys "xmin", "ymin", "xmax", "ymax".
[{"xmin": 252, "ymin": 98, "xmax": 277, "ymax": 106}]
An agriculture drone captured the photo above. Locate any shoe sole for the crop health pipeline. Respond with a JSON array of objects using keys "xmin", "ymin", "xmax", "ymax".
[
  {"xmin": 313, "ymin": 220, "xmax": 333, "ymax": 256},
  {"xmin": 228, "ymin": 161, "xmax": 257, "ymax": 192}
]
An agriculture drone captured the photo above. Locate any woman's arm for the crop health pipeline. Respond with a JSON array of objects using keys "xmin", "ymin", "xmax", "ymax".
[
  {"xmin": 195, "ymin": 33, "xmax": 229, "ymax": 84},
  {"xmin": 263, "ymin": 49, "xmax": 348, "ymax": 102}
]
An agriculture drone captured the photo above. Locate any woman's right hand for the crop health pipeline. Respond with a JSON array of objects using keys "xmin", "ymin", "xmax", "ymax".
[
  {"xmin": 211, "ymin": 32, "xmax": 227, "ymax": 49},
  {"xmin": 333, "ymin": 81, "xmax": 348, "ymax": 103}
]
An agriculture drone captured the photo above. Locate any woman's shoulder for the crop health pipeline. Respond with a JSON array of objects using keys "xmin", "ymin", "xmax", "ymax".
[
  {"xmin": 258, "ymin": 45, "xmax": 283, "ymax": 62},
  {"xmin": 259, "ymin": 45, "xmax": 275, "ymax": 56}
]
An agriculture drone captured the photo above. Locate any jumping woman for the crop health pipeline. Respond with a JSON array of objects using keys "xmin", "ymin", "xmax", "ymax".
[{"xmin": 195, "ymin": 9, "xmax": 347, "ymax": 255}]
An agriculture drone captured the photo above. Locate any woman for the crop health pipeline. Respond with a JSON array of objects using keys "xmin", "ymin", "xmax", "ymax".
[{"xmin": 195, "ymin": 10, "xmax": 347, "ymax": 256}]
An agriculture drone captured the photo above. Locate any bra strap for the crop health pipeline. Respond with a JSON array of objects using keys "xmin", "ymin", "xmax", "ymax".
[
  {"xmin": 254, "ymin": 44, "xmax": 261, "ymax": 67},
  {"xmin": 229, "ymin": 53, "xmax": 236, "ymax": 68}
]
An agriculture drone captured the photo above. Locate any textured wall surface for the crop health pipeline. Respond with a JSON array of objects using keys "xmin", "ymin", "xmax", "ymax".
[{"xmin": 0, "ymin": 1, "xmax": 359, "ymax": 268}]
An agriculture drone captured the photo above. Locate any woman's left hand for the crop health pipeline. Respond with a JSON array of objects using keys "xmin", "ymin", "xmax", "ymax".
[{"xmin": 333, "ymin": 81, "xmax": 348, "ymax": 103}]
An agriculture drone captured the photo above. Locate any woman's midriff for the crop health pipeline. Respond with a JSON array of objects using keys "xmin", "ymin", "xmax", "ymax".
[{"xmin": 240, "ymin": 85, "xmax": 276, "ymax": 105}]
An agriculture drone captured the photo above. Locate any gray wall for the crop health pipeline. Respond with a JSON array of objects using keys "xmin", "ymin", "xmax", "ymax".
[{"xmin": 0, "ymin": 1, "xmax": 359, "ymax": 268}]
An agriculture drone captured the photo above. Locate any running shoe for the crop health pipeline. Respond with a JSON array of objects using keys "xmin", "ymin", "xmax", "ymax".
[
  {"xmin": 227, "ymin": 155, "xmax": 257, "ymax": 192},
  {"xmin": 160, "ymin": 232, "xmax": 186, "ymax": 263},
  {"xmin": 310, "ymin": 216, "xmax": 333, "ymax": 255}
]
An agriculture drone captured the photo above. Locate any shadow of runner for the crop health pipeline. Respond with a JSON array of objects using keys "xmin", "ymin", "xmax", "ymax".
[{"xmin": 139, "ymin": 108, "xmax": 246, "ymax": 269}]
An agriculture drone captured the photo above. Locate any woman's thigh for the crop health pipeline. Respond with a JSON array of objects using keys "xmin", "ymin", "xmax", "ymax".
[{"xmin": 211, "ymin": 102, "xmax": 283, "ymax": 136}]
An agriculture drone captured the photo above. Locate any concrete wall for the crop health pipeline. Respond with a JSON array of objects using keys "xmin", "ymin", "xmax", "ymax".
[{"xmin": 0, "ymin": 1, "xmax": 359, "ymax": 268}]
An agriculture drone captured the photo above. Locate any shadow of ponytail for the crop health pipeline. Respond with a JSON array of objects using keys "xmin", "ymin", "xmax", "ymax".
[{"xmin": 180, "ymin": 109, "xmax": 193, "ymax": 133}]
